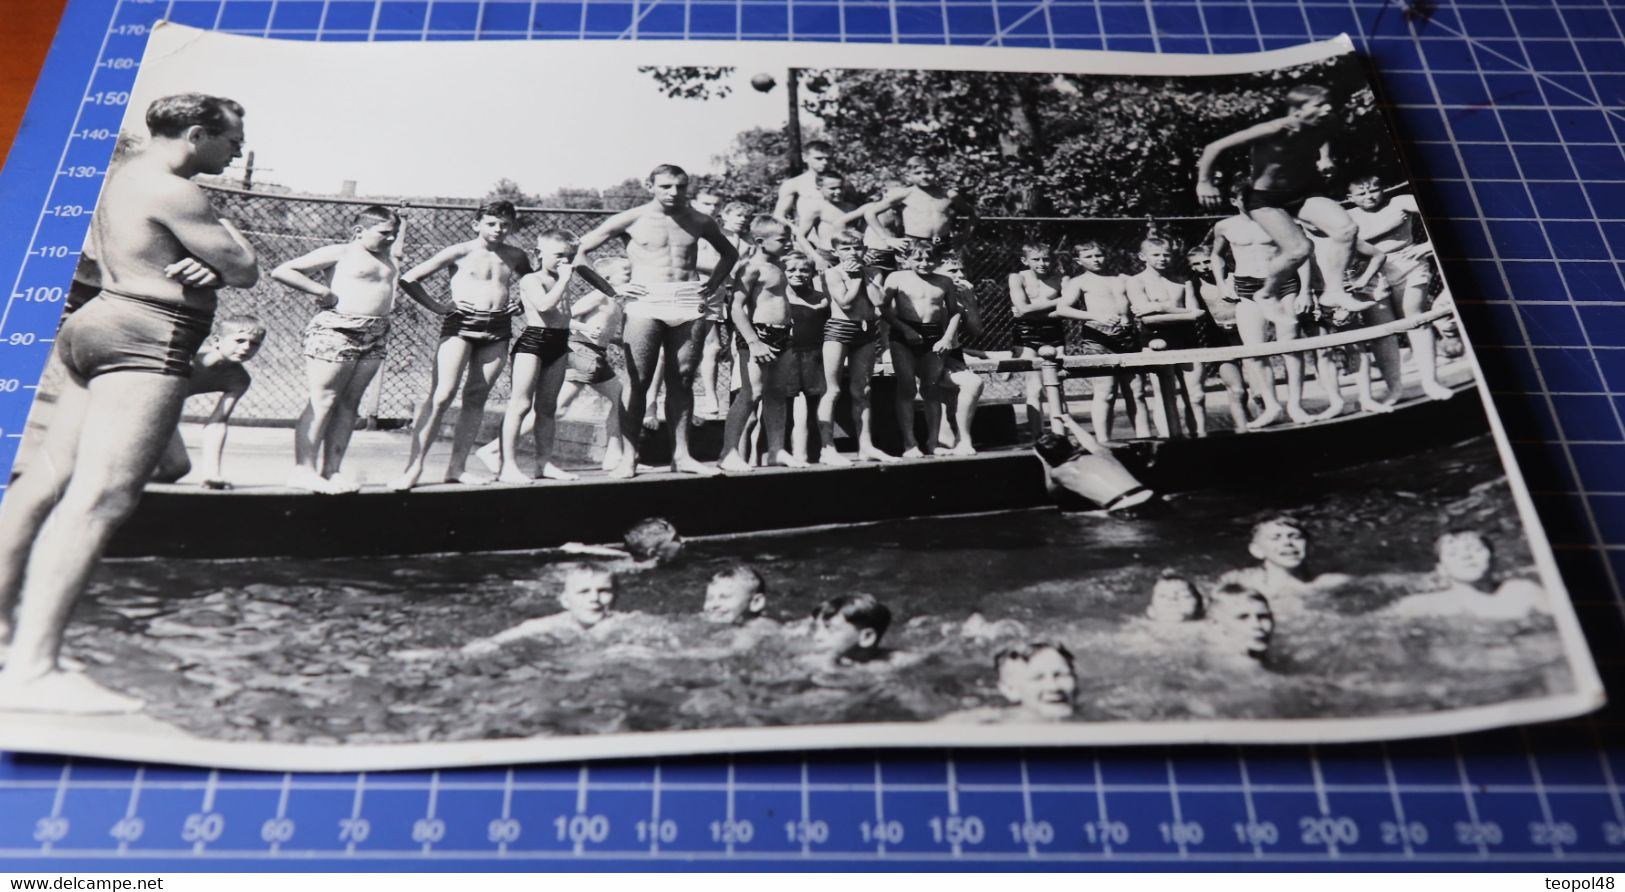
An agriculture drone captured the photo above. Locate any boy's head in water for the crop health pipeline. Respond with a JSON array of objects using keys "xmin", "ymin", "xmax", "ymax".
[
  {"xmin": 1208, "ymin": 583, "xmax": 1275, "ymax": 662},
  {"xmin": 558, "ymin": 565, "xmax": 618, "ymax": 628},
  {"xmin": 811, "ymin": 594, "xmax": 892, "ymax": 662},
  {"xmin": 1247, "ymin": 516, "xmax": 1308, "ymax": 571},
  {"xmin": 1435, "ymin": 530, "xmax": 1494, "ymax": 587},
  {"xmin": 703, "ymin": 564, "xmax": 768, "ymax": 624},
  {"xmin": 995, "ymin": 642, "xmax": 1077, "ymax": 719},
  {"xmin": 624, "ymin": 517, "xmax": 684, "ymax": 564},
  {"xmin": 1147, "ymin": 570, "xmax": 1204, "ymax": 622}
]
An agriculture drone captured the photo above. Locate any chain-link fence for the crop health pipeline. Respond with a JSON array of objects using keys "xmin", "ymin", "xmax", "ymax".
[{"xmin": 204, "ymin": 185, "xmax": 1227, "ymax": 422}]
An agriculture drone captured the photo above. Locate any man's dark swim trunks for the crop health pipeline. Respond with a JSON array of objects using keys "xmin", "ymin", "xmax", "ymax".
[
  {"xmin": 889, "ymin": 320, "xmax": 947, "ymax": 357},
  {"xmin": 740, "ymin": 322, "xmax": 791, "ymax": 355},
  {"xmin": 55, "ymin": 289, "xmax": 213, "ymax": 381},
  {"xmin": 440, "ymin": 308, "xmax": 512, "ymax": 343},
  {"xmin": 1015, "ymin": 315, "xmax": 1066, "ymax": 351},
  {"xmin": 512, "ymin": 325, "xmax": 570, "ymax": 363},
  {"xmin": 1242, "ymin": 185, "xmax": 1315, "ymax": 218},
  {"xmin": 824, "ymin": 317, "xmax": 881, "ymax": 345},
  {"xmin": 1232, "ymin": 274, "xmax": 1302, "ymax": 301}
]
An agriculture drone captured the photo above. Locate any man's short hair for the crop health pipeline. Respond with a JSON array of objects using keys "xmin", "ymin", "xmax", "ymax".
[
  {"xmin": 145, "ymin": 94, "xmax": 244, "ymax": 138},
  {"xmin": 647, "ymin": 163, "xmax": 690, "ymax": 186},
  {"xmin": 217, "ymin": 315, "xmax": 266, "ymax": 338},
  {"xmin": 813, "ymin": 593, "xmax": 892, "ymax": 638},
  {"xmin": 1071, "ymin": 239, "xmax": 1106, "ymax": 256},
  {"xmin": 750, "ymin": 214, "xmax": 789, "ymax": 241},
  {"xmin": 624, "ymin": 517, "xmax": 683, "ymax": 563},
  {"xmin": 720, "ymin": 201, "xmax": 752, "ymax": 218},
  {"xmin": 804, "ymin": 140, "xmax": 834, "ymax": 156},
  {"xmin": 994, "ymin": 641, "xmax": 1075, "ymax": 673},
  {"xmin": 1250, "ymin": 515, "xmax": 1303, "ymax": 539},
  {"xmin": 537, "ymin": 228, "xmax": 579, "ymax": 251},
  {"xmin": 477, "ymin": 200, "xmax": 518, "ymax": 222},
  {"xmin": 353, "ymin": 205, "xmax": 401, "ymax": 228},
  {"xmin": 710, "ymin": 563, "xmax": 766, "ymax": 592},
  {"xmin": 1285, "ymin": 84, "xmax": 1330, "ymax": 107},
  {"xmin": 818, "ymin": 171, "xmax": 844, "ymax": 183}
]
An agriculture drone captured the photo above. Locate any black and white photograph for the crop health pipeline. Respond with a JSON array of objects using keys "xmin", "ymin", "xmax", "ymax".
[{"xmin": 0, "ymin": 25, "xmax": 1603, "ymax": 770}]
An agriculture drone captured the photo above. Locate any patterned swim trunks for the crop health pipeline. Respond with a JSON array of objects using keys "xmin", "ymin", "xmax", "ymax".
[{"xmin": 303, "ymin": 310, "xmax": 391, "ymax": 363}]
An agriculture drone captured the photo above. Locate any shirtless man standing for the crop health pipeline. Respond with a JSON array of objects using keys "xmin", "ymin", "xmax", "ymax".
[
  {"xmin": 1195, "ymin": 84, "xmax": 1371, "ymax": 314},
  {"xmin": 864, "ymin": 156, "xmax": 977, "ymax": 254},
  {"xmin": 0, "ymin": 94, "xmax": 258, "ymax": 713},
  {"xmin": 772, "ymin": 140, "xmax": 835, "ymax": 224},
  {"xmin": 576, "ymin": 164, "xmax": 739, "ymax": 477}
]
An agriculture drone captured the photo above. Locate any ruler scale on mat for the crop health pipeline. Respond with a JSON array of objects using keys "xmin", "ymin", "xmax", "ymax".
[{"xmin": 1, "ymin": 0, "xmax": 1623, "ymax": 869}]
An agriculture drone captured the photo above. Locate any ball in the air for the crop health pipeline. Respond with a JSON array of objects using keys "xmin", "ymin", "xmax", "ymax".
[{"xmin": 750, "ymin": 72, "xmax": 776, "ymax": 92}]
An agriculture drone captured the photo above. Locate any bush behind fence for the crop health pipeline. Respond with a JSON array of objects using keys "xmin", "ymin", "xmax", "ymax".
[{"xmin": 205, "ymin": 185, "xmax": 1225, "ymax": 422}]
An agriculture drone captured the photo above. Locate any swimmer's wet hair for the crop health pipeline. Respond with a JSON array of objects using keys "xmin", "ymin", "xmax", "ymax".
[
  {"xmin": 146, "ymin": 93, "xmax": 244, "ymax": 138},
  {"xmin": 647, "ymin": 163, "xmax": 690, "ymax": 186},
  {"xmin": 1250, "ymin": 515, "xmax": 1304, "ymax": 538},
  {"xmin": 477, "ymin": 200, "xmax": 518, "ymax": 222},
  {"xmin": 217, "ymin": 315, "xmax": 266, "ymax": 338},
  {"xmin": 1435, "ymin": 529, "xmax": 1492, "ymax": 557},
  {"xmin": 710, "ymin": 563, "xmax": 766, "ymax": 592},
  {"xmin": 353, "ymin": 205, "xmax": 401, "ymax": 228},
  {"xmin": 994, "ymin": 641, "xmax": 1076, "ymax": 672},
  {"xmin": 559, "ymin": 561, "xmax": 616, "ymax": 582},
  {"xmin": 1033, "ymin": 432, "xmax": 1081, "ymax": 468},
  {"xmin": 623, "ymin": 517, "xmax": 683, "ymax": 563},
  {"xmin": 537, "ymin": 229, "xmax": 579, "ymax": 250},
  {"xmin": 813, "ymin": 593, "xmax": 892, "ymax": 639},
  {"xmin": 750, "ymin": 214, "xmax": 790, "ymax": 241}
]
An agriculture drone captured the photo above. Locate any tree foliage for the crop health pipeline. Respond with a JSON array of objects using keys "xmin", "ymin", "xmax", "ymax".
[{"xmin": 639, "ymin": 65, "xmax": 736, "ymax": 100}]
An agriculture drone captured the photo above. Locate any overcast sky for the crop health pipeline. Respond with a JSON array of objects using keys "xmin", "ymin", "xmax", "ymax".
[{"xmin": 126, "ymin": 31, "xmax": 792, "ymax": 197}]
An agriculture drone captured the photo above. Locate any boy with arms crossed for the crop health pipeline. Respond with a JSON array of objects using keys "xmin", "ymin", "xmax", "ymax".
[
  {"xmin": 817, "ymin": 229, "xmax": 894, "ymax": 465},
  {"xmin": 1008, "ymin": 242, "xmax": 1069, "ymax": 440},
  {"xmin": 1055, "ymin": 241, "xmax": 1149, "ymax": 441},
  {"xmin": 151, "ymin": 316, "xmax": 266, "ymax": 488},
  {"xmin": 271, "ymin": 206, "xmax": 435, "ymax": 492},
  {"xmin": 495, "ymin": 231, "xmax": 580, "ymax": 482},
  {"xmin": 720, "ymin": 218, "xmax": 799, "ymax": 471},
  {"xmin": 391, "ymin": 200, "xmax": 532, "ymax": 490},
  {"xmin": 1127, "ymin": 236, "xmax": 1207, "ymax": 437}
]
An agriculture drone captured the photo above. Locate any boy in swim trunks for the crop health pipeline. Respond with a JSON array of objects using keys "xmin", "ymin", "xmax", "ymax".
[
  {"xmin": 150, "ymin": 316, "xmax": 266, "ymax": 489},
  {"xmin": 695, "ymin": 199, "xmax": 752, "ymax": 420},
  {"xmin": 552, "ymin": 257, "xmax": 633, "ymax": 477},
  {"xmin": 271, "ymin": 205, "xmax": 435, "ymax": 493},
  {"xmin": 1186, "ymin": 245, "xmax": 1251, "ymax": 431},
  {"xmin": 929, "ymin": 253, "xmax": 986, "ymax": 457},
  {"xmin": 494, "ymin": 230, "xmax": 580, "ymax": 483},
  {"xmin": 861, "ymin": 180, "xmax": 907, "ymax": 272},
  {"xmin": 1347, "ymin": 176, "xmax": 1452, "ymax": 401},
  {"xmin": 1008, "ymin": 242, "xmax": 1069, "ymax": 440},
  {"xmin": 817, "ymin": 229, "xmax": 895, "ymax": 466},
  {"xmin": 392, "ymin": 200, "xmax": 534, "ymax": 490},
  {"xmin": 721, "ymin": 217, "xmax": 800, "ymax": 471},
  {"xmin": 1054, "ymin": 241, "xmax": 1150, "ymax": 441},
  {"xmin": 1211, "ymin": 183, "xmax": 1313, "ymax": 428},
  {"xmin": 881, "ymin": 239, "xmax": 962, "ymax": 457},
  {"xmin": 782, "ymin": 253, "xmax": 829, "ymax": 464},
  {"xmin": 1127, "ymin": 236, "xmax": 1207, "ymax": 437}
]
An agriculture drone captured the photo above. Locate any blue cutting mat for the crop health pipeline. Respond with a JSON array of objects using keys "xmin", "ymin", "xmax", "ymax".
[{"xmin": 2, "ymin": 0, "xmax": 1624, "ymax": 871}]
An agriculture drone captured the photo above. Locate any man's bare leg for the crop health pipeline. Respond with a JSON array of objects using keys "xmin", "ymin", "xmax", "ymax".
[
  {"xmin": 0, "ymin": 371, "xmax": 189, "ymax": 713},
  {"xmin": 292, "ymin": 358, "xmax": 354, "ymax": 492},
  {"xmin": 1234, "ymin": 300, "xmax": 1283, "ymax": 427},
  {"xmin": 1296, "ymin": 197, "xmax": 1371, "ymax": 312},
  {"xmin": 617, "ymin": 318, "xmax": 664, "ymax": 477},
  {"xmin": 588, "ymin": 379, "xmax": 630, "ymax": 476},
  {"xmin": 1314, "ymin": 350, "xmax": 1347, "ymax": 419},
  {"xmin": 698, "ymin": 325, "xmax": 724, "ymax": 419},
  {"xmin": 498, "ymin": 352, "xmax": 542, "ymax": 483},
  {"xmin": 531, "ymin": 355, "xmax": 575, "ymax": 480},
  {"xmin": 889, "ymin": 343, "xmax": 922, "ymax": 457},
  {"xmin": 1019, "ymin": 347, "xmax": 1044, "ymax": 441},
  {"xmin": 1362, "ymin": 300, "xmax": 1403, "ymax": 410},
  {"xmin": 759, "ymin": 366, "xmax": 802, "ymax": 468},
  {"xmin": 664, "ymin": 320, "xmax": 720, "ymax": 476},
  {"xmin": 848, "ymin": 341, "xmax": 893, "ymax": 462},
  {"xmin": 1246, "ymin": 206, "xmax": 1315, "ymax": 301},
  {"xmin": 1183, "ymin": 363, "xmax": 1208, "ymax": 437},
  {"xmin": 1402, "ymin": 281, "xmax": 1454, "ymax": 400},
  {"xmin": 1090, "ymin": 378, "xmax": 1116, "ymax": 442},
  {"xmin": 643, "ymin": 352, "xmax": 666, "ymax": 431},
  {"xmin": 817, "ymin": 341, "xmax": 850, "ymax": 466},
  {"xmin": 720, "ymin": 358, "xmax": 763, "ymax": 472},
  {"xmin": 918, "ymin": 353, "xmax": 947, "ymax": 454},
  {"xmin": 0, "ymin": 374, "xmax": 89, "ymax": 653},
  {"xmin": 150, "ymin": 430, "xmax": 191, "ymax": 483},
  {"xmin": 391, "ymin": 337, "xmax": 472, "ymax": 490},
  {"xmin": 1215, "ymin": 361, "xmax": 1250, "ymax": 429},
  {"xmin": 445, "ymin": 340, "xmax": 507, "ymax": 483},
  {"xmin": 947, "ymin": 368, "xmax": 983, "ymax": 456},
  {"xmin": 324, "ymin": 357, "xmax": 381, "ymax": 491}
]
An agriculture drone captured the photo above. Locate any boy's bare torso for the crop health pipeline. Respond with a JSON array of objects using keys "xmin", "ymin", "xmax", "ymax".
[
  {"xmin": 696, "ymin": 229, "xmax": 742, "ymax": 280},
  {"xmin": 1073, "ymin": 272, "xmax": 1130, "ymax": 325},
  {"xmin": 825, "ymin": 268, "xmax": 881, "ymax": 323},
  {"xmin": 520, "ymin": 270, "xmax": 572, "ymax": 329},
  {"xmin": 887, "ymin": 270, "xmax": 953, "ymax": 325},
  {"xmin": 901, "ymin": 188, "xmax": 957, "ymax": 240},
  {"xmin": 745, "ymin": 258, "xmax": 792, "ymax": 326},
  {"xmin": 448, "ymin": 240, "xmax": 529, "ymax": 312},
  {"xmin": 330, "ymin": 244, "xmax": 399, "ymax": 317},
  {"xmin": 1349, "ymin": 198, "xmax": 1416, "ymax": 251},
  {"xmin": 84, "ymin": 159, "xmax": 218, "ymax": 311},
  {"xmin": 807, "ymin": 197, "xmax": 861, "ymax": 250},
  {"xmin": 1131, "ymin": 270, "xmax": 1188, "ymax": 314},
  {"xmin": 1014, "ymin": 270, "xmax": 1062, "ymax": 306},
  {"xmin": 1217, "ymin": 216, "xmax": 1275, "ymax": 278}
]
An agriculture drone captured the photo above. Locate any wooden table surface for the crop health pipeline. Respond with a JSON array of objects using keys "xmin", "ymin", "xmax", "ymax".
[{"xmin": 1, "ymin": 0, "xmax": 71, "ymax": 169}]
